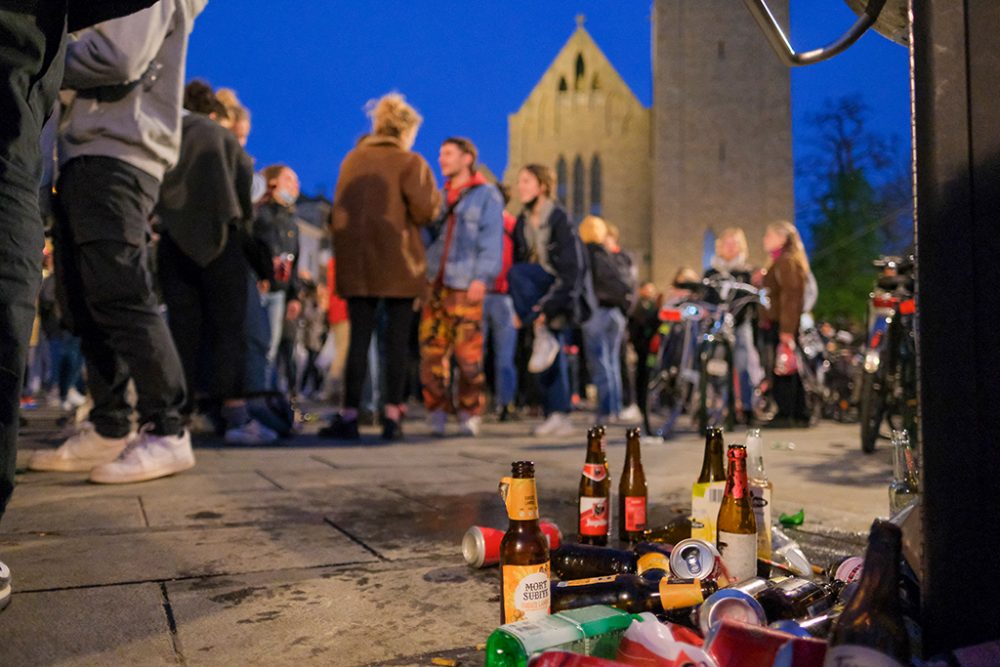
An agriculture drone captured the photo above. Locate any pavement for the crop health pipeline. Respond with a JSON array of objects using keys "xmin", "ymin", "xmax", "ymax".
[{"xmin": 0, "ymin": 403, "xmax": 894, "ymax": 666}]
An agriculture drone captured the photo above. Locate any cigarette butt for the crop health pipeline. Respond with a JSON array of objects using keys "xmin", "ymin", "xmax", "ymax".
[{"xmin": 431, "ymin": 659, "xmax": 457, "ymax": 667}]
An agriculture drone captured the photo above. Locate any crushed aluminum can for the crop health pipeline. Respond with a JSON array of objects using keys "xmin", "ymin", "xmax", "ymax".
[{"xmin": 463, "ymin": 521, "xmax": 563, "ymax": 568}]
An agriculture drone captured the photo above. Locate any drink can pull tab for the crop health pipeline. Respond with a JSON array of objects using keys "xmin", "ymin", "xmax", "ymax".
[{"xmin": 499, "ymin": 476, "xmax": 513, "ymax": 511}]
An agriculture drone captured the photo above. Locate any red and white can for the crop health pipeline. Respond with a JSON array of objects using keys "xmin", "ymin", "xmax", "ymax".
[
  {"xmin": 670, "ymin": 538, "xmax": 725, "ymax": 582},
  {"xmin": 462, "ymin": 521, "xmax": 563, "ymax": 568}
]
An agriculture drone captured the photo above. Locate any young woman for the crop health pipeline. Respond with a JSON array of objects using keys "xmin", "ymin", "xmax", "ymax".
[
  {"xmin": 322, "ymin": 93, "xmax": 441, "ymax": 441},
  {"xmin": 760, "ymin": 221, "xmax": 812, "ymax": 427},
  {"xmin": 508, "ymin": 165, "xmax": 588, "ymax": 438}
]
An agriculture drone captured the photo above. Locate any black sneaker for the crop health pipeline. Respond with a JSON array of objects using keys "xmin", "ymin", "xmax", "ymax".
[
  {"xmin": 381, "ymin": 418, "xmax": 404, "ymax": 442},
  {"xmin": 0, "ymin": 560, "xmax": 11, "ymax": 612},
  {"xmin": 318, "ymin": 414, "xmax": 360, "ymax": 440}
]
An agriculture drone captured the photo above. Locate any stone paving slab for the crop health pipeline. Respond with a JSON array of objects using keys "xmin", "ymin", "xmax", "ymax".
[
  {"xmin": 0, "ymin": 583, "xmax": 177, "ymax": 667},
  {"xmin": 1, "ymin": 493, "xmax": 145, "ymax": 534}
]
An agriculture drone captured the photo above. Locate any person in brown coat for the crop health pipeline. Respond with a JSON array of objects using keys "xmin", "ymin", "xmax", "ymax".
[
  {"xmin": 321, "ymin": 93, "xmax": 441, "ymax": 441},
  {"xmin": 759, "ymin": 220, "xmax": 812, "ymax": 427}
]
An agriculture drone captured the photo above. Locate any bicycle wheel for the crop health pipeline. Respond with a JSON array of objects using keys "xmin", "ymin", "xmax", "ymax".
[
  {"xmin": 859, "ymin": 367, "xmax": 887, "ymax": 454},
  {"xmin": 697, "ymin": 340, "xmax": 733, "ymax": 433}
]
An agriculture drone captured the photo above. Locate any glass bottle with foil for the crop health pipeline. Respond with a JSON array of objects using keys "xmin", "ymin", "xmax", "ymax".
[
  {"xmin": 578, "ymin": 426, "xmax": 611, "ymax": 546},
  {"xmin": 824, "ymin": 519, "xmax": 910, "ymax": 667},
  {"xmin": 618, "ymin": 427, "xmax": 648, "ymax": 544},
  {"xmin": 746, "ymin": 428, "xmax": 773, "ymax": 559},
  {"xmin": 888, "ymin": 430, "xmax": 920, "ymax": 515},
  {"xmin": 500, "ymin": 461, "xmax": 551, "ymax": 624},
  {"xmin": 691, "ymin": 427, "xmax": 727, "ymax": 542},
  {"xmin": 716, "ymin": 444, "xmax": 757, "ymax": 583}
]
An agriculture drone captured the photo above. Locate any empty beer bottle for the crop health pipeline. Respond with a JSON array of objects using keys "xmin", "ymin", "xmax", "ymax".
[
  {"xmin": 691, "ymin": 427, "xmax": 726, "ymax": 542},
  {"xmin": 552, "ymin": 573, "xmax": 718, "ymax": 615},
  {"xmin": 716, "ymin": 444, "xmax": 757, "ymax": 583},
  {"xmin": 824, "ymin": 520, "xmax": 910, "ymax": 667},
  {"xmin": 619, "ymin": 428, "xmax": 648, "ymax": 544},
  {"xmin": 579, "ymin": 426, "xmax": 611, "ymax": 546},
  {"xmin": 641, "ymin": 515, "xmax": 692, "ymax": 545},
  {"xmin": 888, "ymin": 430, "xmax": 920, "ymax": 515},
  {"xmin": 755, "ymin": 575, "xmax": 838, "ymax": 622},
  {"xmin": 745, "ymin": 428, "xmax": 773, "ymax": 560},
  {"xmin": 550, "ymin": 543, "xmax": 670, "ymax": 581},
  {"xmin": 500, "ymin": 461, "xmax": 551, "ymax": 624}
]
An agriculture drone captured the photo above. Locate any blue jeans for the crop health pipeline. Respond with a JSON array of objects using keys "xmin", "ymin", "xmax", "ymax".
[
  {"xmin": 583, "ymin": 306, "xmax": 626, "ymax": 419},
  {"xmin": 245, "ymin": 275, "xmax": 272, "ymax": 394},
  {"xmin": 734, "ymin": 320, "xmax": 764, "ymax": 412},
  {"xmin": 483, "ymin": 293, "xmax": 518, "ymax": 407},
  {"xmin": 262, "ymin": 291, "xmax": 286, "ymax": 364},
  {"xmin": 48, "ymin": 336, "xmax": 85, "ymax": 398}
]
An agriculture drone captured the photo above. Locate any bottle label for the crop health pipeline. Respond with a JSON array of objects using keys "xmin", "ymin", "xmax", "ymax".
[
  {"xmin": 582, "ymin": 463, "xmax": 607, "ymax": 482},
  {"xmin": 579, "ymin": 496, "xmax": 610, "ymax": 536},
  {"xmin": 823, "ymin": 645, "xmax": 905, "ymax": 667},
  {"xmin": 501, "ymin": 614, "xmax": 585, "ymax": 654},
  {"xmin": 624, "ymin": 496, "xmax": 647, "ymax": 532},
  {"xmin": 500, "ymin": 477, "xmax": 540, "ymax": 520},
  {"xmin": 717, "ymin": 531, "xmax": 757, "ymax": 583},
  {"xmin": 659, "ymin": 580, "xmax": 707, "ymax": 610},
  {"xmin": 502, "ymin": 563, "xmax": 551, "ymax": 624},
  {"xmin": 750, "ymin": 483, "xmax": 772, "ymax": 558},
  {"xmin": 690, "ymin": 482, "xmax": 726, "ymax": 542},
  {"xmin": 555, "ymin": 575, "xmax": 617, "ymax": 587},
  {"xmin": 636, "ymin": 551, "xmax": 669, "ymax": 574}
]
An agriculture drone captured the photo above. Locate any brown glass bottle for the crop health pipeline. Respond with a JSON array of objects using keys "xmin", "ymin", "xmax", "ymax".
[
  {"xmin": 499, "ymin": 461, "xmax": 550, "ymax": 624},
  {"xmin": 619, "ymin": 428, "xmax": 648, "ymax": 544},
  {"xmin": 551, "ymin": 574, "xmax": 718, "ymax": 614},
  {"xmin": 756, "ymin": 575, "xmax": 838, "ymax": 622},
  {"xmin": 578, "ymin": 426, "xmax": 611, "ymax": 545},
  {"xmin": 824, "ymin": 520, "xmax": 910, "ymax": 667},
  {"xmin": 641, "ymin": 515, "xmax": 693, "ymax": 545},
  {"xmin": 691, "ymin": 427, "xmax": 727, "ymax": 542},
  {"xmin": 716, "ymin": 444, "xmax": 757, "ymax": 583},
  {"xmin": 551, "ymin": 543, "xmax": 670, "ymax": 581}
]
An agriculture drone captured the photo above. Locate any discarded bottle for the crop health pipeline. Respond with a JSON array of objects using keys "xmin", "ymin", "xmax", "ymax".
[
  {"xmin": 499, "ymin": 461, "xmax": 551, "ymax": 624},
  {"xmin": 716, "ymin": 444, "xmax": 757, "ymax": 584},
  {"xmin": 691, "ymin": 427, "xmax": 727, "ymax": 542},
  {"xmin": 779, "ymin": 508, "xmax": 805, "ymax": 526},
  {"xmin": 641, "ymin": 515, "xmax": 692, "ymax": 545},
  {"xmin": 579, "ymin": 426, "xmax": 611, "ymax": 546},
  {"xmin": 824, "ymin": 519, "xmax": 910, "ymax": 667},
  {"xmin": 771, "ymin": 604, "xmax": 844, "ymax": 639},
  {"xmin": 618, "ymin": 428, "xmax": 648, "ymax": 544},
  {"xmin": 550, "ymin": 543, "xmax": 670, "ymax": 581},
  {"xmin": 745, "ymin": 428, "xmax": 773, "ymax": 560},
  {"xmin": 484, "ymin": 605, "xmax": 641, "ymax": 667},
  {"xmin": 888, "ymin": 430, "xmax": 920, "ymax": 515},
  {"xmin": 755, "ymin": 575, "xmax": 838, "ymax": 622},
  {"xmin": 551, "ymin": 574, "xmax": 718, "ymax": 614}
]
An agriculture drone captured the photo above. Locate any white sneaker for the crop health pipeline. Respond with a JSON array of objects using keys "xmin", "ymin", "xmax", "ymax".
[
  {"xmin": 28, "ymin": 422, "xmax": 129, "ymax": 472},
  {"xmin": 533, "ymin": 412, "xmax": 575, "ymax": 438},
  {"xmin": 224, "ymin": 419, "xmax": 279, "ymax": 446},
  {"xmin": 63, "ymin": 387, "xmax": 87, "ymax": 409},
  {"xmin": 428, "ymin": 409, "xmax": 448, "ymax": 437},
  {"xmin": 458, "ymin": 412, "xmax": 481, "ymax": 437},
  {"xmin": 89, "ymin": 427, "xmax": 195, "ymax": 484},
  {"xmin": 528, "ymin": 326, "xmax": 560, "ymax": 373},
  {"xmin": 0, "ymin": 560, "xmax": 10, "ymax": 612},
  {"xmin": 619, "ymin": 404, "xmax": 642, "ymax": 423}
]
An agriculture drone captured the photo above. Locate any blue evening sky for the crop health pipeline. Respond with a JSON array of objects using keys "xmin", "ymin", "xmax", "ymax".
[{"xmin": 186, "ymin": 1, "xmax": 911, "ymax": 215}]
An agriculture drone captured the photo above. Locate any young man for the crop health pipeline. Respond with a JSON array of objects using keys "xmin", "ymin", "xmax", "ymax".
[
  {"xmin": 420, "ymin": 138, "xmax": 504, "ymax": 437},
  {"xmin": 28, "ymin": 1, "xmax": 207, "ymax": 484}
]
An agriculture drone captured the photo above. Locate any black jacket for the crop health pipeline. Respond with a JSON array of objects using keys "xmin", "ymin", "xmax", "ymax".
[
  {"xmin": 704, "ymin": 265, "xmax": 756, "ymax": 325},
  {"xmin": 253, "ymin": 201, "xmax": 301, "ymax": 300},
  {"xmin": 587, "ymin": 243, "xmax": 634, "ymax": 311},
  {"xmin": 512, "ymin": 204, "xmax": 589, "ymax": 325}
]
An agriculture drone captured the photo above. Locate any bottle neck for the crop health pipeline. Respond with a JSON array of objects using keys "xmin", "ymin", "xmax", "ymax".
[
  {"xmin": 751, "ymin": 455, "xmax": 768, "ymax": 482},
  {"xmin": 699, "ymin": 439, "xmax": 725, "ymax": 481},
  {"xmin": 724, "ymin": 458, "xmax": 749, "ymax": 499},
  {"xmin": 586, "ymin": 439, "xmax": 606, "ymax": 464},
  {"xmin": 624, "ymin": 439, "xmax": 641, "ymax": 465}
]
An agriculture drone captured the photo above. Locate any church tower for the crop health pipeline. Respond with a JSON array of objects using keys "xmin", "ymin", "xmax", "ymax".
[
  {"xmin": 504, "ymin": 16, "xmax": 652, "ymax": 271},
  {"xmin": 651, "ymin": 0, "xmax": 793, "ymax": 284}
]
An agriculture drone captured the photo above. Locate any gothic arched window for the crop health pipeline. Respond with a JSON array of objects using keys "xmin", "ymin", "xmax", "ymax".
[
  {"xmin": 575, "ymin": 53, "xmax": 586, "ymax": 90},
  {"xmin": 590, "ymin": 154, "xmax": 602, "ymax": 216},
  {"xmin": 556, "ymin": 156, "xmax": 568, "ymax": 204},
  {"xmin": 572, "ymin": 155, "xmax": 586, "ymax": 220},
  {"xmin": 558, "ymin": 76, "xmax": 568, "ymax": 93}
]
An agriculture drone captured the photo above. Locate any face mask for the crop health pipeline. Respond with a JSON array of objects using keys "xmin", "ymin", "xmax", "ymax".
[{"xmin": 275, "ymin": 188, "xmax": 296, "ymax": 206}]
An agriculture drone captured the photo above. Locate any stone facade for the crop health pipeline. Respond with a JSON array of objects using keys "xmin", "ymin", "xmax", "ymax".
[{"xmin": 505, "ymin": 3, "xmax": 793, "ymax": 285}]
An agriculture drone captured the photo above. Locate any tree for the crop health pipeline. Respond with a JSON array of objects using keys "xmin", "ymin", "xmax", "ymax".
[{"xmin": 799, "ymin": 96, "xmax": 912, "ymax": 324}]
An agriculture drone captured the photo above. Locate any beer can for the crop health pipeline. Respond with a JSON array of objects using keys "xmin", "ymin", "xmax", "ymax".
[
  {"xmin": 669, "ymin": 538, "xmax": 723, "ymax": 581},
  {"xmin": 832, "ymin": 556, "xmax": 864, "ymax": 584},
  {"xmin": 463, "ymin": 521, "xmax": 563, "ymax": 568},
  {"xmin": 698, "ymin": 580, "xmax": 769, "ymax": 636}
]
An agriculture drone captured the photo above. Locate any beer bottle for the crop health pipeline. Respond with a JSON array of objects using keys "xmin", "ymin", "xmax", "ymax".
[
  {"xmin": 745, "ymin": 428, "xmax": 773, "ymax": 560},
  {"xmin": 716, "ymin": 444, "xmax": 757, "ymax": 583},
  {"xmin": 619, "ymin": 427, "xmax": 648, "ymax": 544},
  {"xmin": 691, "ymin": 427, "xmax": 727, "ymax": 542},
  {"xmin": 551, "ymin": 573, "xmax": 718, "ymax": 615},
  {"xmin": 499, "ymin": 461, "xmax": 550, "ymax": 625},
  {"xmin": 641, "ymin": 514, "xmax": 692, "ymax": 545},
  {"xmin": 824, "ymin": 520, "xmax": 910, "ymax": 667},
  {"xmin": 755, "ymin": 575, "xmax": 838, "ymax": 622},
  {"xmin": 578, "ymin": 426, "xmax": 611, "ymax": 546},
  {"xmin": 550, "ymin": 543, "xmax": 670, "ymax": 581},
  {"xmin": 888, "ymin": 430, "xmax": 920, "ymax": 515}
]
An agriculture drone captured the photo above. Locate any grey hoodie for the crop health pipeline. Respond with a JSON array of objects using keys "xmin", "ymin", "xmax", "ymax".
[{"xmin": 59, "ymin": 0, "xmax": 208, "ymax": 182}]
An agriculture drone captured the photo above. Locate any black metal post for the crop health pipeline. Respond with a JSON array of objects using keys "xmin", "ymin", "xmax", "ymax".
[{"xmin": 913, "ymin": 0, "xmax": 1000, "ymax": 654}]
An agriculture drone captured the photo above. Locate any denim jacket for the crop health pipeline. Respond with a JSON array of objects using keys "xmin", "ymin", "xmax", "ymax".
[{"xmin": 424, "ymin": 183, "xmax": 505, "ymax": 290}]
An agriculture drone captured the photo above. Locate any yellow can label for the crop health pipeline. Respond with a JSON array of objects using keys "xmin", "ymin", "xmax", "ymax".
[
  {"xmin": 636, "ymin": 552, "xmax": 670, "ymax": 574},
  {"xmin": 499, "ymin": 477, "xmax": 540, "ymax": 520},
  {"xmin": 502, "ymin": 562, "xmax": 551, "ymax": 623},
  {"xmin": 659, "ymin": 580, "xmax": 706, "ymax": 610}
]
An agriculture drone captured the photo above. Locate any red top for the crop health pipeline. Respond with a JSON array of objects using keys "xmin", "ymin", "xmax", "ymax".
[
  {"xmin": 327, "ymin": 257, "xmax": 349, "ymax": 324},
  {"xmin": 492, "ymin": 210, "xmax": 517, "ymax": 294}
]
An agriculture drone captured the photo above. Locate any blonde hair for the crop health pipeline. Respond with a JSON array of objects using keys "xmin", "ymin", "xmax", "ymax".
[
  {"xmin": 215, "ymin": 88, "xmax": 250, "ymax": 121},
  {"xmin": 578, "ymin": 216, "xmax": 608, "ymax": 245},
  {"xmin": 606, "ymin": 222, "xmax": 621, "ymax": 242},
  {"xmin": 367, "ymin": 92, "xmax": 423, "ymax": 139},
  {"xmin": 715, "ymin": 227, "xmax": 748, "ymax": 257},
  {"xmin": 767, "ymin": 221, "xmax": 811, "ymax": 274}
]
